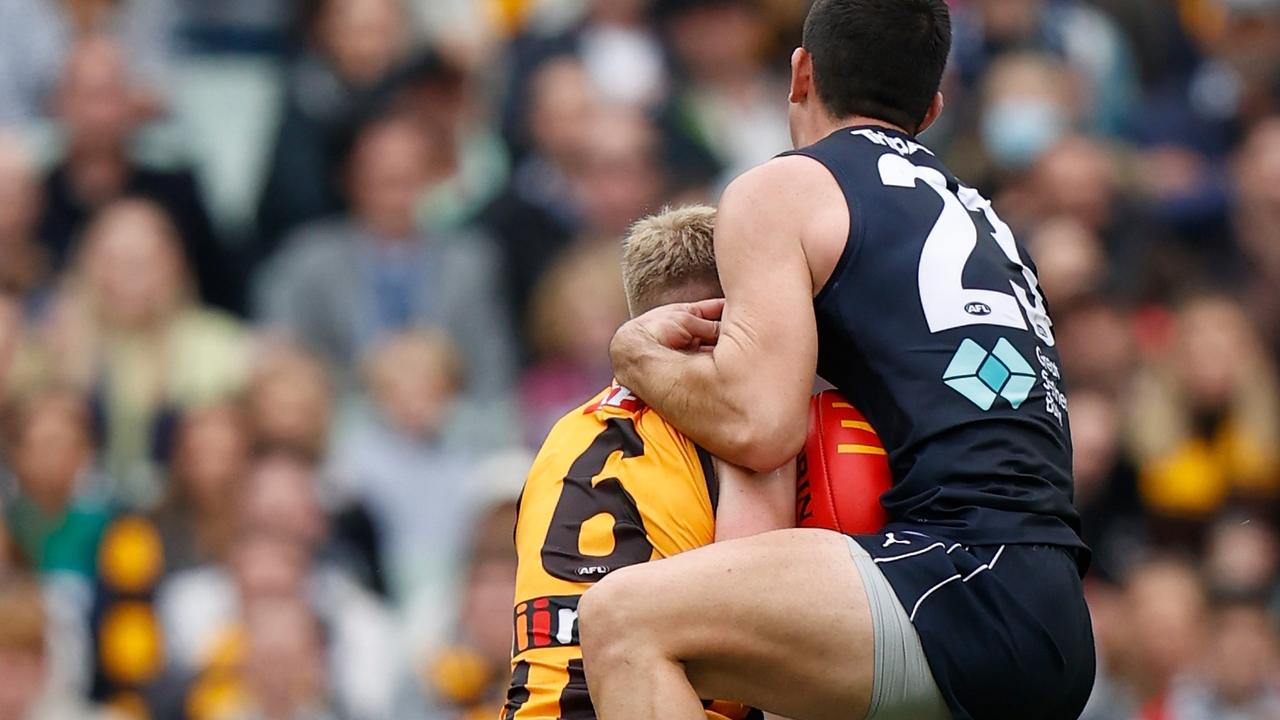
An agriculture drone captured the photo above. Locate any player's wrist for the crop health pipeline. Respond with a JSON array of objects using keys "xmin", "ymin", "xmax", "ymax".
[{"xmin": 609, "ymin": 321, "xmax": 648, "ymax": 388}]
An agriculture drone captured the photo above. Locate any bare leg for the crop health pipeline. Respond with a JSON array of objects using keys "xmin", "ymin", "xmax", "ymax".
[{"xmin": 578, "ymin": 529, "xmax": 875, "ymax": 720}]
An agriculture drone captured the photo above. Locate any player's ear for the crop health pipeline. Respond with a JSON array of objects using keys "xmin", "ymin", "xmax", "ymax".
[
  {"xmin": 917, "ymin": 92, "xmax": 945, "ymax": 135},
  {"xmin": 789, "ymin": 47, "xmax": 811, "ymax": 105}
]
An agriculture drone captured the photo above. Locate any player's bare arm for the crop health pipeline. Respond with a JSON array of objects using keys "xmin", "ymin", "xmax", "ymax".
[
  {"xmin": 610, "ymin": 157, "xmax": 843, "ymax": 472},
  {"xmin": 712, "ymin": 459, "xmax": 796, "ymax": 542}
]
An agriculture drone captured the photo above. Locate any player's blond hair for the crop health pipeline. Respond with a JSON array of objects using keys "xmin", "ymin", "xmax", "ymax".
[{"xmin": 621, "ymin": 205, "xmax": 721, "ymax": 316}]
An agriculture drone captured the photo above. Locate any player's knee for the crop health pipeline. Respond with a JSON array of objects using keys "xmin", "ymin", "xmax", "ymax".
[
  {"xmin": 578, "ymin": 583, "xmax": 621, "ymax": 669},
  {"xmin": 579, "ymin": 569, "xmax": 628, "ymax": 639},
  {"xmin": 579, "ymin": 567, "xmax": 648, "ymax": 660}
]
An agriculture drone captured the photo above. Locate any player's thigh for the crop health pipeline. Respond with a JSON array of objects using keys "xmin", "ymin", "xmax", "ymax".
[{"xmin": 582, "ymin": 528, "xmax": 874, "ymax": 720}]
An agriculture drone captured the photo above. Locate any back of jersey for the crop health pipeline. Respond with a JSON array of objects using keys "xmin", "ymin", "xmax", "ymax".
[
  {"xmin": 785, "ymin": 126, "xmax": 1084, "ymax": 557},
  {"xmin": 504, "ymin": 385, "xmax": 756, "ymax": 720}
]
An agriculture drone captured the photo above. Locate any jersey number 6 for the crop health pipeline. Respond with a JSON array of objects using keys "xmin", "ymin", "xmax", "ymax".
[{"xmin": 541, "ymin": 418, "xmax": 655, "ymax": 583}]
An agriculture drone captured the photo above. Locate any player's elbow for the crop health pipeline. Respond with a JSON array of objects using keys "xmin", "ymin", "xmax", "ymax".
[{"xmin": 721, "ymin": 413, "xmax": 807, "ymax": 474}]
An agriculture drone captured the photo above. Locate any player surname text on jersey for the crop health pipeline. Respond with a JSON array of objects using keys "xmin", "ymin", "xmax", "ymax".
[{"xmin": 850, "ymin": 128, "xmax": 934, "ymax": 157}]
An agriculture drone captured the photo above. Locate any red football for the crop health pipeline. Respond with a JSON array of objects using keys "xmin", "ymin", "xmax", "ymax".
[{"xmin": 796, "ymin": 390, "xmax": 892, "ymax": 534}]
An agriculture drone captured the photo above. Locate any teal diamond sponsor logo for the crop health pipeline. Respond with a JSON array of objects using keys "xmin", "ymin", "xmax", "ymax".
[{"xmin": 943, "ymin": 338, "xmax": 1037, "ymax": 410}]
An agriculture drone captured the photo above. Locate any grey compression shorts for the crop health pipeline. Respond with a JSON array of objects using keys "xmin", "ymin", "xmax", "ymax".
[{"xmin": 844, "ymin": 536, "xmax": 951, "ymax": 720}]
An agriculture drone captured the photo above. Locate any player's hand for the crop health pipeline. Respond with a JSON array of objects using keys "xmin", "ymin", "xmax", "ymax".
[
  {"xmin": 635, "ymin": 299, "xmax": 725, "ymax": 351},
  {"xmin": 616, "ymin": 299, "xmax": 724, "ymax": 355}
]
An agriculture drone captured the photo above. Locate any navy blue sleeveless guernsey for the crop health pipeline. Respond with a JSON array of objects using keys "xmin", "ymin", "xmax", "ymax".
[{"xmin": 784, "ymin": 126, "xmax": 1087, "ymax": 566}]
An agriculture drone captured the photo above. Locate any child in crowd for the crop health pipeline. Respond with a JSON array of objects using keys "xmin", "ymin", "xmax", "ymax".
[{"xmin": 333, "ymin": 331, "xmax": 490, "ymax": 606}]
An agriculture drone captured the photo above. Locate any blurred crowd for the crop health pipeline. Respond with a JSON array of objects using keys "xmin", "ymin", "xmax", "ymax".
[{"xmin": 0, "ymin": 0, "xmax": 1276, "ymax": 719}]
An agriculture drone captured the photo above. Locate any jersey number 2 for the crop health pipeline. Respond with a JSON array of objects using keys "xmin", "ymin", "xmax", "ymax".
[
  {"xmin": 878, "ymin": 153, "xmax": 1055, "ymax": 346},
  {"xmin": 541, "ymin": 418, "xmax": 654, "ymax": 583}
]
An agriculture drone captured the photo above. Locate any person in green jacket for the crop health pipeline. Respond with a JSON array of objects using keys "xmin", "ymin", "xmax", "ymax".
[{"xmin": 3, "ymin": 388, "xmax": 111, "ymax": 578}]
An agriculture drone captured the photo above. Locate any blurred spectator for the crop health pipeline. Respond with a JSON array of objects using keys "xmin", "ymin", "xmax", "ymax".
[
  {"xmin": 950, "ymin": 0, "xmax": 1139, "ymax": 135},
  {"xmin": 1128, "ymin": 296, "xmax": 1280, "ymax": 532},
  {"xmin": 569, "ymin": 0, "xmax": 668, "ymax": 108},
  {"xmin": 1232, "ymin": 117, "xmax": 1280, "ymax": 356},
  {"xmin": 1203, "ymin": 515, "xmax": 1279, "ymax": 598},
  {"xmin": 1163, "ymin": 591, "xmax": 1280, "ymax": 720},
  {"xmin": 1019, "ymin": 136, "xmax": 1124, "ymax": 233},
  {"xmin": 259, "ymin": 113, "xmax": 515, "ymax": 393},
  {"xmin": 1127, "ymin": 0, "xmax": 1280, "ymax": 244},
  {"xmin": 497, "ymin": 100, "xmax": 664, "ymax": 360},
  {"xmin": 1090, "ymin": 0, "xmax": 1196, "ymax": 93},
  {"xmin": 35, "ymin": 200, "xmax": 249, "ymax": 507},
  {"xmin": 70, "ymin": 405, "xmax": 249, "ymax": 710},
  {"xmin": 1055, "ymin": 298, "xmax": 1139, "ymax": 395},
  {"xmin": 0, "ymin": 389, "xmax": 111, "ymax": 579},
  {"xmin": 0, "ymin": 135, "xmax": 53, "ymax": 319},
  {"xmin": 571, "ymin": 106, "xmax": 667, "ymax": 243},
  {"xmin": 1123, "ymin": 557, "xmax": 1209, "ymax": 717},
  {"xmin": 332, "ymin": 332, "xmax": 480, "ymax": 601},
  {"xmin": 1003, "ymin": 136, "xmax": 1158, "ymax": 298},
  {"xmin": 236, "ymin": 447, "xmax": 386, "ymax": 600},
  {"xmin": 0, "ymin": 0, "xmax": 176, "ymax": 124},
  {"xmin": 389, "ymin": 50, "xmax": 509, "ymax": 232},
  {"xmin": 393, "ymin": 449, "xmax": 530, "ymax": 698},
  {"xmin": 483, "ymin": 57, "xmax": 594, "ymax": 352},
  {"xmin": 237, "ymin": 455, "xmax": 328, "ymax": 557},
  {"xmin": 153, "ymin": 403, "xmax": 252, "ymax": 572},
  {"xmin": 520, "ymin": 240, "xmax": 629, "ymax": 445},
  {"xmin": 1024, "ymin": 218, "xmax": 1106, "ymax": 312},
  {"xmin": 183, "ymin": 594, "xmax": 338, "ymax": 720},
  {"xmin": 159, "ymin": 452, "xmax": 401, "ymax": 720},
  {"xmin": 977, "ymin": 53, "xmax": 1082, "ymax": 177},
  {"xmin": 1082, "ymin": 577, "xmax": 1132, "ymax": 720},
  {"xmin": 244, "ymin": 346, "xmax": 334, "ymax": 462},
  {"xmin": 1139, "ymin": 0, "xmax": 1280, "ymax": 158},
  {"xmin": 0, "ymin": 574, "xmax": 122, "ymax": 719},
  {"xmin": 39, "ymin": 36, "xmax": 233, "ymax": 311},
  {"xmin": 655, "ymin": 0, "xmax": 790, "ymax": 186},
  {"xmin": 1070, "ymin": 389, "xmax": 1147, "ymax": 582},
  {"xmin": 499, "ymin": 0, "xmax": 668, "ymax": 157},
  {"xmin": 235, "ymin": 596, "xmax": 336, "ymax": 720},
  {"xmin": 254, "ymin": 0, "xmax": 412, "ymax": 253},
  {"xmin": 573, "ymin": 0, "xmax": 665, "ymax": 106},
  {"xmin": 420, "ymin": 498, "xmax": 517, "ymax": 720},
  {"xmin": 163, "ymin": 531, "xmax": 309, "ymax": 673}
]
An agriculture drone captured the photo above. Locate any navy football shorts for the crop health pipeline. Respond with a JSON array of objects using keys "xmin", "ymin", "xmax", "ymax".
[{"xmin": 850, "ymin": 530, "xmax": 1096, "ymax": 720}]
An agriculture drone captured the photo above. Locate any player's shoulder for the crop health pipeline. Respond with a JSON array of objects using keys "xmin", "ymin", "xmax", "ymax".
[
  {"xmin": 523, "ymin": 386, "xmax": 700, "ymax": 505},
  {"xmin": 537, "ymin": 385, "xmax": 666, "ymax": 447},
  {"xmin": 721, "ymin": 154, "xmax": 845, "ymax": 227},
  {"xmin": 724, "ymin": 154, "xmax": 835, "ymax": 201},
  {"xmin": 719, "ymin": 152, "xmax": 852, "ymax": 282},
  {"xmin": 535, "ymin": 387, "xmax": 615, "ymax": 449},
  {"xmin": 546, "ymin": 385, "xmax": 696, "ymax": 457}
]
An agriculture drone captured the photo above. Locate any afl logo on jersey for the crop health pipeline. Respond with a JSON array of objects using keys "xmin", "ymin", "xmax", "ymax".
[{"xmin": 964, "ymin": 302, "xmax": 992, "ymax": 316}]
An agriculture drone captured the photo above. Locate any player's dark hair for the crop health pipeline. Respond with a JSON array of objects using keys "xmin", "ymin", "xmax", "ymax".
[{"xmin": 802, "ymin": 0, "xmax": 951, "ymax": 133}]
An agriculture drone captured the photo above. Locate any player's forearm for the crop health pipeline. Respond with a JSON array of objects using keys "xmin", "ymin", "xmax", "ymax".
[
  {"xmin": 613, "ymin": 329, "xmax": 798, "ymax": 471},
  {"xmin": 612, "ymin": 330, "xmax": 737, "ymax": 446},
  {"xmin": 714, "ymin": 460, "xmax": 796, "ymax": 542}
]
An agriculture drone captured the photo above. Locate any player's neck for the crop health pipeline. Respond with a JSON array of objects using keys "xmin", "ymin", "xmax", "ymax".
[{"xmin": 799, "ymin": 114, "xmax": 913, "ymax": 148}]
